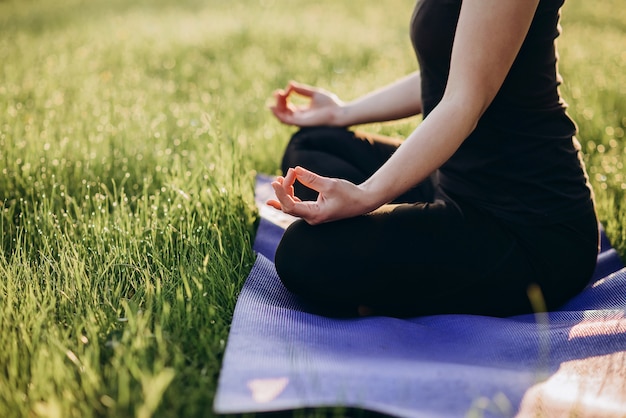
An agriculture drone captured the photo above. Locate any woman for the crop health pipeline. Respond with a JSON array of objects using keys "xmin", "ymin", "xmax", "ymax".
[{"xmin": 267, "ymin": 0, "xmax": 599, "ymax": 317}]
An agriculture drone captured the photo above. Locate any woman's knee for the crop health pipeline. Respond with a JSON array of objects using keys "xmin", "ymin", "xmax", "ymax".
[
  {"xmin": 286, "ymin": 127, "xmax": 346, "ymax": 151},
  {"xmin": 274, "ymin": 219, "xmax": 344, "ymax": 295},
  {"xmin": 274, "ymin": 220, "xmax": 312, "ymax": 295},
  {"xmin": 275, "ymin": 220, "xmax": 360, "ymax": 316},
  {"xmin": 282, "ymin": 127, "xmax": 349, "ymax": 168}
]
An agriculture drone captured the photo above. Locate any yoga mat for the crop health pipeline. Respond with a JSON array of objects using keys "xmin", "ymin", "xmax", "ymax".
[{"xmin": 214, "ymin": 175, "xmax": 626, "ymax": 417}]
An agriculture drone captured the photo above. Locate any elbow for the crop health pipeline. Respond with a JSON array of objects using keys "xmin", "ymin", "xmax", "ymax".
[{"xmin": 436, "ymin": 91, "xmax": 485, "ymax": 137}]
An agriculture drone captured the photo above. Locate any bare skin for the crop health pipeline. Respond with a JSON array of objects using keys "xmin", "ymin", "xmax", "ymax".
[
  {"xmin": 269, "ymin": 72, "xmax": 424, "ymax": 128},
  {"xmin": 268, "ymin": 0, "xmax": 541, "ymax": 226}
]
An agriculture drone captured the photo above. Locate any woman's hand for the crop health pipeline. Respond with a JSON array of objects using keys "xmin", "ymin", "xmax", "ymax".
[
  {"xmin": 267, "ymin": 166, "xmax": 377, "ymax": 225},
  {"xmin": 269, "ymin": 81, "xmax": 344, "ymax": 127}
]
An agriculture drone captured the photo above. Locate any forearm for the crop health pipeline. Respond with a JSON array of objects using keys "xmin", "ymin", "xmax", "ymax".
[
  {"xmin": 358, "ymin": 97, "xmax": 479, "ymax": 209},
  {"xmin": 333, "ymin": 71, "xmax": 423, "ymax": 127}
]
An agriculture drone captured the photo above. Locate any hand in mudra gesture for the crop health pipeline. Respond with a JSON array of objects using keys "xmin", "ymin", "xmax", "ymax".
[
  {"xmin": 267, "ymin": 166, "xmax": 373, "ymax": 225},
  {"xmin": 269, "ymin": 81, "xmax": 344, "ymax": 127}
]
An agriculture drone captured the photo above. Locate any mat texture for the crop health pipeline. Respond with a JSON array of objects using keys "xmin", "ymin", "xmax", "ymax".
[{"xmin": 214, "ymin": 176, "xmax": 626, "ymax": 417}]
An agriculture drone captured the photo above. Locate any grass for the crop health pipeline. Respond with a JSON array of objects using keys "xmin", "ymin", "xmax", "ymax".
[{"xmin": 0, "ymin": 0, "xmax": 624, "ymax": 417}]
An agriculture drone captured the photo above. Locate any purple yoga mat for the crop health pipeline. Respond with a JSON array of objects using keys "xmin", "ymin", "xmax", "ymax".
[{"xmin": 214, "ymin": 176, "xmax": 626, "ymax": 417}]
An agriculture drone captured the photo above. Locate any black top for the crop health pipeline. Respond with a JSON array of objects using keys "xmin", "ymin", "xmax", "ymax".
[{"xmin": 410, "ymin": 0, "xmax": 594, "ymax": 224}]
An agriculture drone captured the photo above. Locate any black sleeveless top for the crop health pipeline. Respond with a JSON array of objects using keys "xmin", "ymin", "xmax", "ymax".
[{"xmin": 410, "ymin": 0, "xmax": 595, "ymax": 224}]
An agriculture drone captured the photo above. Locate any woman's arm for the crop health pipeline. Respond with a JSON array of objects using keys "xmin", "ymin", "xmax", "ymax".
[
  {"xmin": 335, "ymin": 71, "xmax": 423, "ymax": 126},
  {"xmin": 271, "ymin": 0, "xmax": 540, "ymax": 224},
  {"xmin": 360, "ymin": 0, "xmax": 540, "ymax": 206},
  {"xmin": 270, "ymin": 72, "xmax": 423, "ymax": 128}
]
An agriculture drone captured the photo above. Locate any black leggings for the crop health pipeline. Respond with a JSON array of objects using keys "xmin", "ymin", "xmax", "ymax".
[{"xmin": 275, "ymin": 127, "xmax": 599, "ymax": 317}]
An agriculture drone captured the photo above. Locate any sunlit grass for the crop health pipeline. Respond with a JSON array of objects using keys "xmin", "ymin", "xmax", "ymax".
[
  {"xmin": 559, "ymin": 0, "xmax": 626, "ymax": 255},
  {"xmin": 0, "ymin": 0, "xmax": 623, "ymax": 417}
]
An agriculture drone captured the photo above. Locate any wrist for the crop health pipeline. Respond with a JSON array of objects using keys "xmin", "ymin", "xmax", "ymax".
[
  {"xmin": 329, "ymin": 103, "xmax": 353, "ymax": 128},
  {"xmin": 357, "ymin": 180, "xmax": 389, "ymax": 213}
]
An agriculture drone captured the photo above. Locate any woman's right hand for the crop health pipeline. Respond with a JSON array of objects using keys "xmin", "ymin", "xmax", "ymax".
[
  {"xmin": 267, "ymin": 166, "xmax": 377, "ymax": 225},
  {"xmin": 269, "ymin": 81, "xmax": 345, "ymax": 127}
]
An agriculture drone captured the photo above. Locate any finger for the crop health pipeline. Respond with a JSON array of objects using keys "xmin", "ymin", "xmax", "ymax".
[
  {"xmin": 287, "ymin": 81, "xmax": 316, "ymax": 98},
  {"xmin": 282, "ymin": 168, "xmax": 299, "ymax": 200},
  {"xmin": 283, "ymin": 167, "xmax": 296, "ymax": 190},
  {"xmin": 269, "ymin": 106, "xmax": 295, "ymax": 125},
  {"xmin": 271, "ymin": 179, "xmax": 296, "ymax": 212},
  {"xmin": 293, "ymin": 166, "xmax": 329, "ymax": 194},
  {"xmin": 266, "ymin": 199, "xmax": 282, "ymax": 210},
  {"xmin": 272, "ymin": 90, "xmax": 289, "ymax": 110}
]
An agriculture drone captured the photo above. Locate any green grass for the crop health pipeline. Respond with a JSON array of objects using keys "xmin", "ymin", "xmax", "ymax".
[{"xmin": 0, "ymin": 0, "xmax": 624, "ymax": 417}]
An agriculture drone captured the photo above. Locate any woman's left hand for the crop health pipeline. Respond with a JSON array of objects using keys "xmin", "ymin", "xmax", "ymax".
[{"xmin": 267, "ymin": 167, "xmax": 375, "ymax": 225}]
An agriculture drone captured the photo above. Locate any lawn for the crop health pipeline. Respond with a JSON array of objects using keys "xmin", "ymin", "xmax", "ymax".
[{"xmin": 0, "ymin": 0, "xmax": 624, "ymax": 417}]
